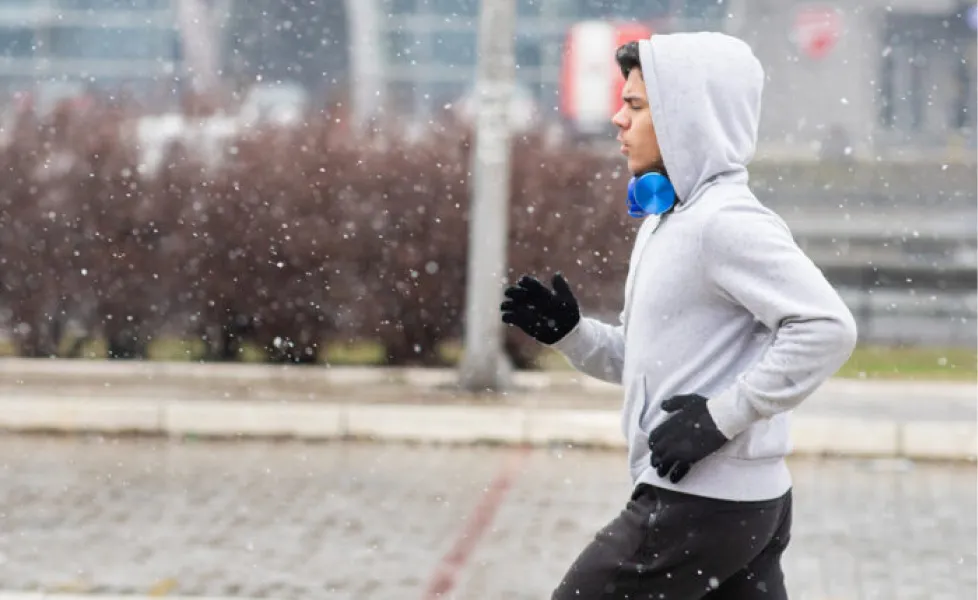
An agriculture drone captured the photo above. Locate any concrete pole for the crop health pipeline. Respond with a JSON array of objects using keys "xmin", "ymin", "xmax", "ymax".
[
  {"xmin": 173, "ymin": 0, "xmax": 221, "ymax": 95},
  {"xmin": 458, "ymin": 0, "xmax": 516, "ymax": 392},
  {"xmin": 346, "ymin": 0, "xmax": 385, "ymax": 130}
]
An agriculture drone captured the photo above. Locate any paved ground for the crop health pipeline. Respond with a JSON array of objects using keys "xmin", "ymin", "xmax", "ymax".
[{"xmin": 0, "ymin": 435, "xmax": 973, "ymax": 600}]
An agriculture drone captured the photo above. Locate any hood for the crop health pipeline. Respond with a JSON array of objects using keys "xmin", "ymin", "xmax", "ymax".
[{"xmin": 638, "ymin": 32, "xmax": 764, "ymax": 208}]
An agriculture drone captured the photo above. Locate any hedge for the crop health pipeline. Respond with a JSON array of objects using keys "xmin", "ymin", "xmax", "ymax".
[{"xmin": 0, "ymin": 100, "xmax": 636, "ymax": 367}]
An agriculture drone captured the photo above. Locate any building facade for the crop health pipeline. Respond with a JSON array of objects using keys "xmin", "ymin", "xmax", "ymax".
[
  {"xmin": 376, "ymin": 0, "xmax": 728, "ymax": 119},
  {"xmin": 733, "ymin": 0, "xmax": 976, "ymax": 160},
  {"xmin": 0, "ymin": 0, "xmax": 971, "ymax": 159},
  {"xmin": 372, "ymin": 0, "xmax": 975, "ymax": 160},
  {"xmin": 0, "ymin": 0, "xmax": 180, "ymax": 109}
]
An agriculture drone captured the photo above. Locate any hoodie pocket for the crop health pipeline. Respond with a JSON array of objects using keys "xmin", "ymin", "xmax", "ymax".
[
  {"xmin": 718, "ymin": 412, "xmax": 791, "ymax": 461},
  {"xmin": 626, "ymin": 375, "xmax": 653, "ymax": 476},
  {"xmin": 622, "ymin": 375, "xmax": 649, "ymax": 434}
]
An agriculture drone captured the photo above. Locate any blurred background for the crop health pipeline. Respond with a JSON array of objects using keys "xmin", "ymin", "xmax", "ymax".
[
  {"xmin": 0, "ymin": 0, "xmax": 973, "ymax": 372},
  {"xmin": 0, "ymin": 2, "xmax": 974, "ymax": 599}
]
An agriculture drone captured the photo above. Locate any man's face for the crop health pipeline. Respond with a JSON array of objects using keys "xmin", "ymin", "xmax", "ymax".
[{"xmin": 611, "ymin": 68, "xmax": 663, "ymax": 176}]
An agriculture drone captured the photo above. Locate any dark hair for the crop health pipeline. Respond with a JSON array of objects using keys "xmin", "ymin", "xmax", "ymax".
[{"xmin": 615, "ymin": 41, "xmax": 641, "ymax": 78}]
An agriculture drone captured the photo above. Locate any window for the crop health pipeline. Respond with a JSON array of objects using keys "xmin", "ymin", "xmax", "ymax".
[
  {"xmin": 428, "ymin": 80, "xmax": 467, "ymax": 108},
  {"xmin": 681, "ymin": 0, "xmax": 728, "ymax": 29},
  {"xmin": 879, "ymin": 15, "xmax": 937, "ymax": 132},
  {"xmin": 518, "ymin": 0, "xmax": 540, "ymax": 17},
  {"xmin": 681, "ymin": 0, "xmax": 727, "ymax": 20},
  {"xmin": 516, "ymin": 36, "xmax": 541, "ymax": 70},
  {"xmin": 54, "ymin": 0, "xmax": 169, "ymax": 10},
  {"xmin": 531, "ymin": 31, "xmax": 564, "ymax": 69},
  {"xmin": 878, "ymin": 12, "xmax": 974, "ymax": 137},
  {"xmin": 431, "ymin": 30, "xmax": 475, "ymax": 67},
  {"xmin": 878, "ymin": 44, "xmax": 895, "ymax": 128},
  {"xmin": 49, "ymin": 26, "xmax": 175, "ymax": 61},
  {"xmin": 387, "ymin": 30, "xmax": 423, "ymax": 65},
  {"xmin": 949, "ymin": 7, "xmax": 976, "ymax": 130},
  {"xmin": 575, "ymin": 0, "xmax": 669, "ymax": 20},
  {"xmin": 0, "ymin": 26, "xmax": 34, "ymax": 57},
  {"xmin": 426, "ymin": 0, "xmax": 478, "ymax": 18},
  {"xmin": 427, "ymin": 30, "xmax": 544, "ymax": 70},
  {"xmin": 952, "ymin": 42, "xmax": 975, "ymax": 129},
  {"xmin": 383, "ymin": 0, "xmax": 416, "ymax": 14}
]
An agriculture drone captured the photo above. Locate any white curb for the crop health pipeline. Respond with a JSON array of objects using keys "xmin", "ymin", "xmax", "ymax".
[
  {"xmin": 0, "ymin": 397, "xmax": 160, "ymax": 433},
  {"xmin": 0, "ymin": 395, "xmax": 973, "ymax": 460},
  {"xmin": 346, "ymin": 403, "xmax": 525, "ymax": 444},
  {"xmin": 524, "ymin": 408, "xmax": 623, "ymax": 447},
  {"xmin": 789, "ymin": 416, "xmax": 900, "ymax": 457},
  {"xmin": 163, "ymin": 399, "xmax": 344, "ymax": 438},
  {"xmin": 901, "ymin": 421, "xmax": 978, "ymax": 460}
]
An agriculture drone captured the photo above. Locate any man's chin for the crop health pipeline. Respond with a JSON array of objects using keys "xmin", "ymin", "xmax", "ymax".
[
  {"xmin": 626, "ymin": 159, "xmax": 647, "ymax": 177},
  {"xmin": 629, "ymin": 160, "xmax": 667, "ymax": 179}
]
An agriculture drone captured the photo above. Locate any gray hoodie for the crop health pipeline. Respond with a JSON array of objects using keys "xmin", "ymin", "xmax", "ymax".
[{"xmin": 552, "ymin": 32, "xmax": 858, "ymax": 501}]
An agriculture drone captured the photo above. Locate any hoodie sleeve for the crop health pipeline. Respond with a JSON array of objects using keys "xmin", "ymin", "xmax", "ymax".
[
  {"xmin": 701, "ymin": 206, "xmax": 858, "ymax": 439},
  {"xmin": 549, "ymin": 314, "xmax": 625, "ymax": 384}
]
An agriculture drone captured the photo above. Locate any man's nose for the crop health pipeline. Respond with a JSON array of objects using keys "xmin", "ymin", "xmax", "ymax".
[{"xmin": 612, "ymin": 109, "xmax": 628, "ymax": 129}]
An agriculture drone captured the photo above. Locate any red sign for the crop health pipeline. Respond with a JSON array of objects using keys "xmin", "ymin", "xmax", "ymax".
[
  {"xmin": 610, "ymin": 22, "xmax": 654, "ymax": 121},
  {"xmin": 560, "ymin": 20, "xmax": 653, "ymax": 132},
  {"xmin": 792, "ymin": 6, "xmax": 842, "ymax": 60}
]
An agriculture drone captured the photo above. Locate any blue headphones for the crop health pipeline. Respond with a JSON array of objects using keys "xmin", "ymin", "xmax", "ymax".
[{"xmin": 626, "ymin": 171, "xmax": 677, "ymax": 218}]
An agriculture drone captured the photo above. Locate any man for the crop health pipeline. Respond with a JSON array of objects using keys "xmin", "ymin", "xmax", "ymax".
[{"xmin": 500, "ymin": 32, "xmax": 857, "ymax": 599}]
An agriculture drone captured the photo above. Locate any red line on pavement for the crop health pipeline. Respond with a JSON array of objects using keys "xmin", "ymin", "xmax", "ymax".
[{"xmin": 422, "ymin": 446, "xmax": 529, "ymax": 599}]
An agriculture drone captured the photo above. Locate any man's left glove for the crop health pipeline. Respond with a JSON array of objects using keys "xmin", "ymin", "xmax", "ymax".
[
  {"xmin": 648, "ymin": 394, "xmax": 729, "ymax": 483},
  {"xmin": 500, "ymin": 272, "xmax": 581, "ymax": 345}
]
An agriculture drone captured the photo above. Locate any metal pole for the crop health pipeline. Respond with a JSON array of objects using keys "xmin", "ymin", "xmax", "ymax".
[
  {"xmin": 458, "ymin": 0, "xmax": 516, "ymax": 392},
  {"xmin": 173, "ymin": 0, "xmax": 221, "ymax": 95},
  {"xmin": 346, "ymin": 0, "xmax": 385, "ymax": 130}
]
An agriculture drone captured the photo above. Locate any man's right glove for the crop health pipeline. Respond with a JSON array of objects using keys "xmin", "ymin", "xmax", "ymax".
[
  {"xmin": 648, "ymin": 394, "xmax": 729, "ymax": 483},
  {"xmin": 500, "ymin": 272, "xmax": 581, "ymax": 345}
]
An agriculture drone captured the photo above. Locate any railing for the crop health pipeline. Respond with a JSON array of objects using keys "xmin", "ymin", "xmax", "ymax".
[
  {"xmin": 593, "ymin": 260, "xmax": 975, "ymax": 347},
  {"xmin": 819, "ymin": 260, "xmax": 976, "ymax": 346},
  {"xmin": 819, "ymin": 261, "xmax": 977, "ymax": 292}
]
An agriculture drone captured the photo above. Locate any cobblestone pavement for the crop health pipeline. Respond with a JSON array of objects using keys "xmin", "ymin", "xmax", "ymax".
[{"xmin": 0, "ymin": 435, "xmax": 974, "ymax": 600}]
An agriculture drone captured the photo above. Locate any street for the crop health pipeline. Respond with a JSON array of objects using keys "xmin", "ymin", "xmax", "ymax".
[{"xmin": 0, "ymin": 436, "xmax": 973, "ymax": 600}]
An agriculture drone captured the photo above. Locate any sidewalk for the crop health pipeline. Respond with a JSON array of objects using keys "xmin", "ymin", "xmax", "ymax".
[
  {"xmin": 0, "ymin": 358, "xmax": 974, "ymax": 460},
  {"xmin": 0, "ymin": 437, "xmax": 973, "ymax": 599}
]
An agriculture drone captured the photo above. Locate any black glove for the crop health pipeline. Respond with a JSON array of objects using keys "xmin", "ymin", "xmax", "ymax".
[
  {"xmin": 500, "ymin": 272, "xmax": 581, "ymax": 345},
  {"xmin": 648, "ymin": 394, "xmax": 729, "ymax": 483}
]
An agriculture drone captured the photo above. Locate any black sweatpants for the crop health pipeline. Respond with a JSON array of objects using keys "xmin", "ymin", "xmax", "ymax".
[{"xmin": 551, "ymin": 483, "xmax": 793, "ymax": 599}]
